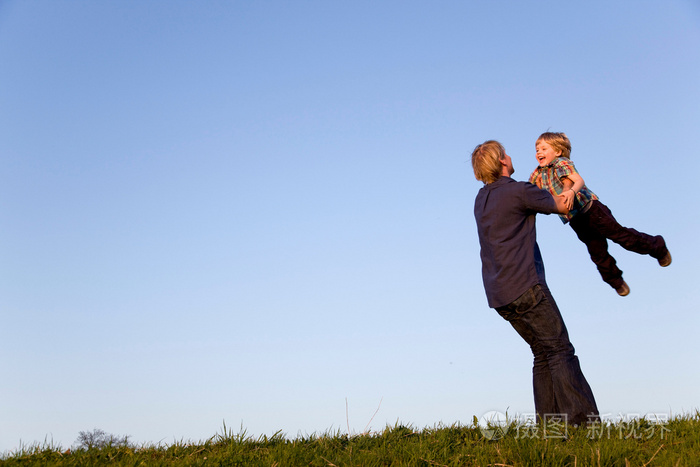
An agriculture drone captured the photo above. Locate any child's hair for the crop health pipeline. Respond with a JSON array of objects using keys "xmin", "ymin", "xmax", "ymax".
[
  {"xmin": 537, "ymin": 132, "xmax": 572, "ymax": 158},
  {"xmin": 471, "ymin": 140, "xmax": 505, "ymax": 184}
]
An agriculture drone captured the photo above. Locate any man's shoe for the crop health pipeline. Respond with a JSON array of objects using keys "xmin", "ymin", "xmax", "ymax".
[
  {"xmin": 616, "ymin": 281, "xmax": 630, "ymax": 296},
  {"xmin": 658, "ymin": 250, "xmax": 672, "ymax": 267}
]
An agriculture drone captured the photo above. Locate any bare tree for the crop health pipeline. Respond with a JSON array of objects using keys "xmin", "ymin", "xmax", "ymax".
[{"xmin": 74, "ymin": 428, "xmax": 131, "ymax": 450}]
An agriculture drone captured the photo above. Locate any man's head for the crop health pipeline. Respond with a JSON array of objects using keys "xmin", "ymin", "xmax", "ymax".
[{"xmin": 471, "ymin": 140, "xmax": 514, "ymax": 184}]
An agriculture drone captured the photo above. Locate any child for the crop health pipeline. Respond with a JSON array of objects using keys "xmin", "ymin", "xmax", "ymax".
[{"xmin": 528, "ymin": 132, "xmax": 671, "ymax": 296}]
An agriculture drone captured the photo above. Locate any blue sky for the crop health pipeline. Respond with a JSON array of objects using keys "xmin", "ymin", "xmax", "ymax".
[{"xmin": 1, "ymin": 0, "xmax": 699, "ymax": 453}]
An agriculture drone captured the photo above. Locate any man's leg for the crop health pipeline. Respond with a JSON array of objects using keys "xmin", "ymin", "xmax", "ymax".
[
  {"xmin": 497, "ymin": 284, "xmax": 599, "ymax": 426},
  {"xmin": 497, "ymin": 289, "xmax": 557, "ymax": 419}
]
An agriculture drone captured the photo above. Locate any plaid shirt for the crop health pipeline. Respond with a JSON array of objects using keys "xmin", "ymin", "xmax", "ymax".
[{"xmin": 528, "ymin": 157, "xmax": 598, "ymax": 223}]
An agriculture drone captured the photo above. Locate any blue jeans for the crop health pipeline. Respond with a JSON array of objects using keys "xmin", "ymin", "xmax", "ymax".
[{"xmin": 496, "ymin": 284, "xmax": 600, "ymax": 426}]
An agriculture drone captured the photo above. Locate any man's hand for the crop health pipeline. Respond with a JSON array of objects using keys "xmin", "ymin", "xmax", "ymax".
[
  {"xmin": 560, "ymin": 177, "xmax": 575, "ymax": 210},
  {"xmin": 561, "ymin": 190, "xmax": 575, "ymax": 210},
  {"xmin": 554, "ymin": 193, "xmax": 571, "ymax": 215}
]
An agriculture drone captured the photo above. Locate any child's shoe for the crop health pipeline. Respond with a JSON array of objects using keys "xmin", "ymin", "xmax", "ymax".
[
  {"xmin": 658, "ymin": 250, "xmax": 672, "ymax": 267},
  {"xmin": 616, "ymin": 281, "xmax": 630, "ymax": 297}
]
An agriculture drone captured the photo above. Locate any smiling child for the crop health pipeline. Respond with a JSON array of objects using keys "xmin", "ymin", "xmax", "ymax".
[{"xmin": 528, "ymin": 132, "xmax": 671, "ymax": 296}]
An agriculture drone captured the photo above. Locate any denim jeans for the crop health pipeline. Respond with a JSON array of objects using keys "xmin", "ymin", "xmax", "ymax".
[
  {"xmin": 496, "ymin": 284, "xmax": 600, "ymax": 426},
  {"xmin": 568, "ymin": 200, "xmax": 667, "ymax": 289}
]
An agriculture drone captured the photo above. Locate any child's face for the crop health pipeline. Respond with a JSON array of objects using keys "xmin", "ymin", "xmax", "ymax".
[{"xmin": 535, "ymin": 140, "xmax": 562, "ymax": 167}]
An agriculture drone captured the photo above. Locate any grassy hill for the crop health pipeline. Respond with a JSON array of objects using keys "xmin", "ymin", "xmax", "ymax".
[{"xmin": 3, "ymin": 412, "xmax": 699, "ymax": 466}]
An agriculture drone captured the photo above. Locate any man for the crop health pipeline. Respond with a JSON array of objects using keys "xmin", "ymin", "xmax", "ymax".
[{"xmin": 471, "ymin": 140, "xmax": 599, "ymax": 427}]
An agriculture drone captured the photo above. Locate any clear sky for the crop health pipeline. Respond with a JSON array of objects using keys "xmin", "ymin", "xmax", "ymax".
[{"xmin": 1, "ymin": 0, "xmax": 699, "ymax": 453}]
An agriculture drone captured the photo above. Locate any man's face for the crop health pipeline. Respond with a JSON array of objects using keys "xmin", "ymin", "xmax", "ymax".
[{"xmin": 502, "ymin": 153, "xmax": 515, "ymax": 176}]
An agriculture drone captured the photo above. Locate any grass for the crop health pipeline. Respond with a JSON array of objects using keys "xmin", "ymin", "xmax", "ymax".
[{"xmin": 2, "ymin": 413, "xmax": 699, "ymax": 466}]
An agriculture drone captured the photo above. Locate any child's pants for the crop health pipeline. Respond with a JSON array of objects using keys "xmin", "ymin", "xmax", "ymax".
[{"xmin": 568, "ymin": 200, "xmax": 667, "ymax": 290}]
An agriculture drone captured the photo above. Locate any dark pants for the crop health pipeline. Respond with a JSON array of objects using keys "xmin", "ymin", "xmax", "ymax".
[
  {"xmin": 496, "ymin": 284, "xmax": 599, "ymax": 426},
  {"xmin": 569, "ymin": 200, "xmax": 666, "ymax": 289}
]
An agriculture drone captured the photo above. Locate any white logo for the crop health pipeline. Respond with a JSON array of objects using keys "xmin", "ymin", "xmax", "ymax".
[{"xmin": 478, "ymin": 411, "xmax": 510, "ymax": 440}]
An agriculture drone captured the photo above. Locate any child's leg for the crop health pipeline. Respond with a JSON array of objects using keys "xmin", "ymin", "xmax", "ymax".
[
  {"xmin": 569, "ymin": 213, "xmax": 625, "ymax": 289},
  {"xmin": 585, "ymin": 201, "xmax": 667, "ymax": 259}
]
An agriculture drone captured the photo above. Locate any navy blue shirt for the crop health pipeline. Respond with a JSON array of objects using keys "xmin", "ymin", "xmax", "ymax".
[{"xmin": 474, "ymin": 176, "xmax": 559, "ymax": 308}]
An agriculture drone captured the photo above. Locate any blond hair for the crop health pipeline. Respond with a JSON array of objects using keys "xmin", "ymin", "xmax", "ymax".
[
  {"xmin": 471, "ymin": 140, "xmax": 505, "ymax": 184},
  {"xmin": 537, "ymin": 132, "xmax": 571, "ymax": 159}
]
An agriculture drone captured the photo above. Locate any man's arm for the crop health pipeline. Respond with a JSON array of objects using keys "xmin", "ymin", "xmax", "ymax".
[{"xmin": 522, "ymin": 181, "xmax": 569, "ymax": 215}]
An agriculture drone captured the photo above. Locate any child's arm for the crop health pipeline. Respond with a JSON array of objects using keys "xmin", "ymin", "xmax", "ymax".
[{"xmin": 560, "ymin": 172, "xmax": 585, "ymax": 210}]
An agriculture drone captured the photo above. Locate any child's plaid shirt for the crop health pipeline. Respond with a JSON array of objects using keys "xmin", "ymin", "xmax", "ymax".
[{"xmin": 528, "ymin": 157, "xmax": 598, "ymax": 223}]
